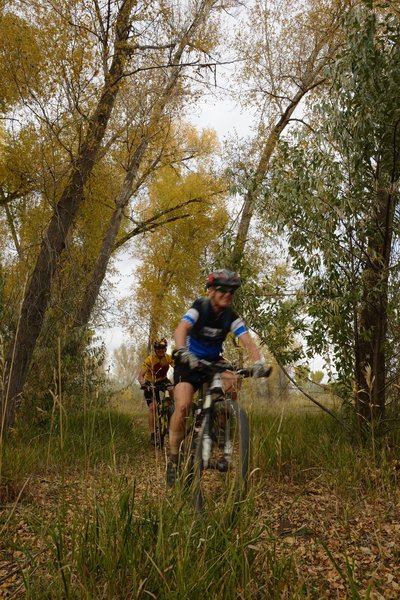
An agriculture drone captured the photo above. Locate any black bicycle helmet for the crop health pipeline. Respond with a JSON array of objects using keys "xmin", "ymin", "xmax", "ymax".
[
  {"xmin": 206, "ymin": 269, "xmax": 241, "ymax": 289},
  {"xmin": 153, "ymin": 337, "xmax": 168, "ymax": 350}
]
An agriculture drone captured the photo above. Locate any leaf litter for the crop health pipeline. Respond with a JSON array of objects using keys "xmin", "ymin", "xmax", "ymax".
[{"xmin": 1, "ymin": 442, "xmax": 400, "ymax": 598}]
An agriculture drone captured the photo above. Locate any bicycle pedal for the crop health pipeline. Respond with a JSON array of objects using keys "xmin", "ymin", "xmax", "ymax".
[
  {"xmin": 205, "ymin": 459, "xmax": 224, "ymax": 471},
  {"xmin": 216, "ymin": 458, "xmax": 229, "ymax": 472}
]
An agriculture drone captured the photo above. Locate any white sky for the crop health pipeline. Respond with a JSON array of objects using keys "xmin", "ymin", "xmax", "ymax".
[{"xmin": 190, "ymin": 96, "xmax": 256, "ymax": 140}]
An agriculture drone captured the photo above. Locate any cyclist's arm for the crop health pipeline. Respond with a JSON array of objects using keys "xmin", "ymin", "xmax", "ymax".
[
  {"xmin": 138, "ymin": 366, "xmax": 147, "ymax": 386},
  {"xmin": 138, "ymin": 355, "xmax": 151, "ymax": 385},
  {"xmin": 237, "ymin": 331, "xmax": 261, "ymax": 362},
  {"xmin": 174, "ymin": 318, "xmax": 192, "ymax": 349}
]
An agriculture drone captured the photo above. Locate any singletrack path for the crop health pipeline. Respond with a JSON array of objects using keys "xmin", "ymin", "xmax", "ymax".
[{"xmin": 1, "ymin": 405, "xmax": 400, "ymax": 598}]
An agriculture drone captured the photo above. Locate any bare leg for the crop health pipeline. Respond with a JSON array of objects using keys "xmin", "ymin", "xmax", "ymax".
[
  {"xmin": 216, "ymin": 372, "xmax": 241, "ymax": 434},
  {"xmin": 222, "ymin": 371, "xmax": 240, "ymax": 400},
  {"xmin": 168, "ymin": 382, "xmax": 194, "ymax": 456}
]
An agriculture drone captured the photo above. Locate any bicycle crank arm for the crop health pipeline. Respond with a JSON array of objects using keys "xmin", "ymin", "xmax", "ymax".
[{"xmin": 204, "ymin": 459, "xmax": 230, "ymax": 472}]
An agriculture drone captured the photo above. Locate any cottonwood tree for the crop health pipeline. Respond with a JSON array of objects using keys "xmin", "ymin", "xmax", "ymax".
[
  {"xmin": 1, "ymin": 0, "xmax": 241, "ymax": 432},
  {"xmin": 71, "ymin": 0, "xmax": 227, "ymax": 335},
  {"xmin": 111, "ymin": 343, "xmax": 140, "ymax": 389},
  {"xmin": 1, "ymin": 0, "xmax": 220, "ymax": 431},
  {"xmin": 227, "ymin": 0, "xmax": 349, "ymax": 269},
  {"xmin": 263, "ymin": 6, "xmax": 400, "ymax": 429},
  {"xmin": 129, "ymin": 135, "xmax": 228, "ymax": 343},
  {"xmin": 1, "ymin": 0, "xmax": 139, "ymax": 431}
]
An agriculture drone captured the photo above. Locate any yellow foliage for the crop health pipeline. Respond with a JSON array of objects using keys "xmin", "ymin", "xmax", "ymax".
[
  {"xmin": 0, "ymin": 12, "xmax": 44, "ymax": 107},
  {"xmin": 130, "ymin": 125, "xmax": 228, "ymax": 339}
]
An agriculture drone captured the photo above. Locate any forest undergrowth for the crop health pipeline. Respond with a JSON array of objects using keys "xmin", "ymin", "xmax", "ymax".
[{"xmin": 0, "ymin": 391, "xmax": 400, "ymax": 599}]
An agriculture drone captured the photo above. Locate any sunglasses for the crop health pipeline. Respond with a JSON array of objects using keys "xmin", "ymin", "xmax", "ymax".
[
  {"xmin": 155, "ymin": 345, "xmax": 166, "ymax": 350},
  {"xmin": 215, "ymin": 285, "xmax": 236, "ymax": 295}
]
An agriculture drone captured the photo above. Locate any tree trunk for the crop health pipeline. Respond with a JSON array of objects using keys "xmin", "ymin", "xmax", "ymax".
[
  {"xmin": 355, "ymin": 188, "xmax": 394, "ymax": 429},
  {"xmin": 73, "ymin": 135, "xmax": 149, "ymax": 329},
  {"xmin": 71, "ymin": 0, "xmax": 216, "ymax": 335},
  {"xmin": 229, "ymin": 42, "xmax": 331, "ymax": 269},
  {"xmin": 1, "ymin": 0, "xmax": 135, "ymax": 433}
]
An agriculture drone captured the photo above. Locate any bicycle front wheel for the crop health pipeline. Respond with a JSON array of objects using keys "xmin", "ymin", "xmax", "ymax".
[{"xmin": 192, "ymin": 399, "xmax": 250, "ymax": 517}]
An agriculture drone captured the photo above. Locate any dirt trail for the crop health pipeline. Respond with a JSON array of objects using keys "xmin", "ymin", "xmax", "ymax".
[{"xmin": 1, "ymin": 410, "xmax": 400, "ymax": 598}]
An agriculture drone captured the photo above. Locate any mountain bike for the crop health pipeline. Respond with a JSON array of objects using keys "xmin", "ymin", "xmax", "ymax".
[
  {"xmin": 141, "ymin": 381, "xmax": 174, "ymax": 449},
  {"xmin": 181, "ymin": 360, "xmax": 271, "ymax": 517}
]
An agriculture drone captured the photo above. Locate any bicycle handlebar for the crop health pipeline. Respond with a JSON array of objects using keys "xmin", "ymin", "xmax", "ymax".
[
  {"xmin": 197, "ymin": 359, "xmax": 272, "ymax": 379},
  {"xmin": 140, "ymin": 382, "xmax": 173, "ymax": 391}
]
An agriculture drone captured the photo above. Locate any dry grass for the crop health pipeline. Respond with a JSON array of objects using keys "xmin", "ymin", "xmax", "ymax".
[{"xmin": 1, "ymin": 388, "xmax": 399, "ymax": 598}]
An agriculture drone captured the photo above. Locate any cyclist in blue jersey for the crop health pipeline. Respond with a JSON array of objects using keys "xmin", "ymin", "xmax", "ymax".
[{"xmin": 167, "ymin": 269, "xmax": 267, "ymax": 487}]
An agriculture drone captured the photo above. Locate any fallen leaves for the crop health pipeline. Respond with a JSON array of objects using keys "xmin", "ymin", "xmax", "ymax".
[
  {"xmin": 1, "ymin": 436, "xmax": 400, "ymax": 598},
  {"xmin": 256, "ymin": 478, "xmax": 400, "ymax": 599}
]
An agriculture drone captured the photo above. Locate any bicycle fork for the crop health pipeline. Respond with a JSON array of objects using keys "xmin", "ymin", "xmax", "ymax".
[
  {"xmin": 223, "ymin": 415, "xmax": 233, "ymax": 464},
  {"xmin": 201, "ymin": 395, "xmax": 212, "ymax": 468},
  {"xmin": 200, "ymin": 371, "xmax": 223, "ymax": 468},
  {"xmin": 200, "ymin": 372, "xmax": 233, "ymax": 469}
]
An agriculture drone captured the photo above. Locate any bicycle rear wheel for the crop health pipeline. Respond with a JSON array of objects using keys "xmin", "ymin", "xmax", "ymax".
[
  {"xmin": 156, "ymin": 397, "xmax": 170, "ymax": 450},
  {"xmin": 192, "ymin": 399, "xmax": 250, "ymax": 517}
]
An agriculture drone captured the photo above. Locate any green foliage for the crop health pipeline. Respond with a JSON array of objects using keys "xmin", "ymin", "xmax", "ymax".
[
  {"xmin": 19, "ymin": 334, "xmax": 110, "ymax": 429},
  {"xmin": 257, "ymin": 5, "xmax": 400, "ymax": 391},
  {"xmin": 230, "ymin": 256, "xmax": 306, "ymax": 364}
]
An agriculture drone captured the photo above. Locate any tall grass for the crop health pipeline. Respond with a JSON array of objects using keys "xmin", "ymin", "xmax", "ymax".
[
  {"xmin": 250, "ymin": 403, "xmax": 400, "ymax": 499},
  {"xmin": 22, "ymin": 481, "xmax": 303, "ymax": 599},
  {"xmin": 2, "ymin": 393, "xmax": 400, "ymax": 598},
  {"xmin": 0, "ymin": 408, "xmax": 147, "ymax": 502}
]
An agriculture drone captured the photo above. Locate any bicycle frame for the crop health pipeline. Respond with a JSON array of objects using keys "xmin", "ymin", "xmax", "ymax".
[
  {"xmin": 142, "ymin": 381, "xmax": 174, "ymax": 448},
  {"xmin": 196, "ymin": 368, "xmax": 232, "ymax": 469},
  {"xmin": 187, "ymin": 360, "xmax": 258, "ymax": 516}
]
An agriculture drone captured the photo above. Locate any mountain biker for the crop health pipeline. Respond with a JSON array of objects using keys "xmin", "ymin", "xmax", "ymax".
[
  {"xmin": 166, "ymin": 269, "xmax": 269, "ymax": 487},
  {"xmin": 138, "ymin": 338, "xmax": 174, "ymax": 444}
]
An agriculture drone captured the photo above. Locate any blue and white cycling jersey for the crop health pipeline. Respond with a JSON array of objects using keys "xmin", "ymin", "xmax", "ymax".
[{"xmin": 181, "ymin": 298, "xmax": 247, "ymax": 360}]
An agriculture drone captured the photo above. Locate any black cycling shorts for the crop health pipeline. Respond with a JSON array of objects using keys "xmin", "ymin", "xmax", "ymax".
[
  {"xmin": 173, "ymin": 362, "xmax": 213, "ymax": 393},
  {"xmin": 144, "ymin": 378, "xmax": 172, "ymax": 405}
]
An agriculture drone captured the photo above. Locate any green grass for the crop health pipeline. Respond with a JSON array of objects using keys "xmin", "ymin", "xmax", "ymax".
[
  {"xmin": 250, "ymin": 406, "xmax": 400, "ymax": 498},
  {"xmin": 0, "ymin": 408, "xmax": 147, "ymax": 499},
  {"xmin": 1, "ymin": 396, "xmax": 399, "ymax": 598}
]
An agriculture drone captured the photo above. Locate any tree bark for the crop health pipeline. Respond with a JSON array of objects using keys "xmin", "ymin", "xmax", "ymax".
[
  {"xmin": 2, "ymin": 0, "xmax": 136, "ymax": 433},
  {"xmin": 71, "ymin": 0, "xmax": 216, "ymax": 333},
  {"xmin": 355, "ymin": 188, "xmax": 394, "ymax": 429}
]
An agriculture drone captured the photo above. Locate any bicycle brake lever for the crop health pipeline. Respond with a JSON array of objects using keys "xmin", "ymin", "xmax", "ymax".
[
  {"xmin": 252, "ymin": 365, "xmax": 273, "ymax": 378},
  {"xmin": 236, "ymin": 365, "xmax": 273, "ymax": 378}
]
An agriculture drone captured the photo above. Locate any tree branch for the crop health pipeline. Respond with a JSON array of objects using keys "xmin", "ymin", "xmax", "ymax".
[
  {"xmin": 276, "ymin": 360, "xmax": 351, "ymax": 433},
  {"xmin": 113, "ymin": 192, "xmax": 223, "ymax": 251}
]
